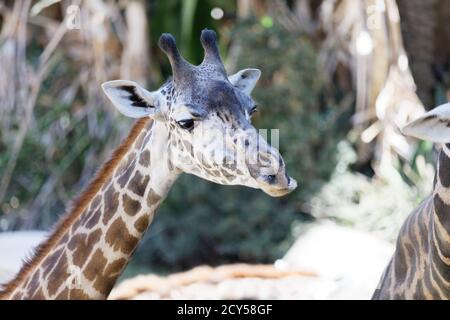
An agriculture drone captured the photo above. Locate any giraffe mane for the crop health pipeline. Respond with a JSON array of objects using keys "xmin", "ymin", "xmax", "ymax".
[{"xmin": 0, "ymin": 117, "xmax": 152, "ymax": 299}]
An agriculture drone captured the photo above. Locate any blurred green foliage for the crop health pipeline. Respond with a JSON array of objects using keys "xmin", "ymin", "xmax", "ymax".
[
  {"xmin": 308, "ymin": 140, "xmax": 435, "ymax": 242},
  {"xmin": 132, "ymin": 18, "xmax": 352, "ymax": 271},
  {"xmin": 0, "ymin": 54, "xmax": 124, "ymax": 229}
]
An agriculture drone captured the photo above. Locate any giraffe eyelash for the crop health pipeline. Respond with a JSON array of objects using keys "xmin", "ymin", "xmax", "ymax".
[
  {"xmin": 250, "ymin": 105, "xmax": 258, "ymax": 116},
  {"xmin": 177, "ymin": 119, "xmax": 195, "ymax": 131}
]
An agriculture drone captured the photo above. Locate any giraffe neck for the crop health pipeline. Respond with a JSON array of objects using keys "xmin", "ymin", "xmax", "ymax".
[
  {"xmin": 432, "ymin": 144, "xmax": 450, "ymax": 228},
  {"xmin": 429, "ymin": 144, "xmax": 450, "ymax": 279},
  {"xmin": 1, "ymin": 119, "xmax": 179, "ymax": 299},
  {"xmin": 373, "ymin": 144, "xmax": 450, "ymax": 299}
]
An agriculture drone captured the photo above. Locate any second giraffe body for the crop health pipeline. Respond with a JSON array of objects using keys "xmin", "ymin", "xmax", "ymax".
[{"xmin": 373, "ymin": 102, "xmax": 450, "ymax": 299}]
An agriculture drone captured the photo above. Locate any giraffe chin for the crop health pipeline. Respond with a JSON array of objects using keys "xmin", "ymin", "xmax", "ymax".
[{"xmin": 259, "ymin": 177, "xmax": 298, "ymax": 197}]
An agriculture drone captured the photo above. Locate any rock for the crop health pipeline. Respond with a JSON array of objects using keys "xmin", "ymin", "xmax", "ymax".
[
  {"xmin": 110, "ymin": 223, "xmax": 394, "ymax": 300},
  {"xmin": 281, "ymin": 222, "xmax": 394, "ymax": 299},
  {"xmin": 110, "ymin": 263, "xmax": 328, "ymax": 300}
]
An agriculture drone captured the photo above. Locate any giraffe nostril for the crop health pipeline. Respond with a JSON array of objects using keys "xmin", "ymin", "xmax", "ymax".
[{"xmin": 265, "ymin": 174, "xmax": 277, "ymax": 184}]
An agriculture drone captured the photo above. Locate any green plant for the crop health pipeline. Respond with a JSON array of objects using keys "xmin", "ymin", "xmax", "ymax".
[{"xmin": 308, "ymin": 140, "xmax": 435, "ymax": 242}]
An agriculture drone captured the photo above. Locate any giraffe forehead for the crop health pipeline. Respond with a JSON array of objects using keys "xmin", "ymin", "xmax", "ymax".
[
  {"xmin": 205, "ymin": 80, "xmax": 239, "ymax": 105},
  {"xmin": 187, "ymin": 80, "xmax": 247, "ymax": 117}
]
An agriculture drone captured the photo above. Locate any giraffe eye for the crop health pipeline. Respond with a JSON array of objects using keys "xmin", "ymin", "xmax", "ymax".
[
  {"xmin": 250, "ymin": 105, "xmax": 258, "ymax": 116},
  {"xmin": 177, "ymin": 119, "xmax": 195, "ymax": 131}
]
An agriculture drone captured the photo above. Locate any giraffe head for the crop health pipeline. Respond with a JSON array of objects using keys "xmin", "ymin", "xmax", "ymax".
[
  {"xmin": 102, "ymin": 29, "xmax": 297, "ymax": 197},
  {"xmin": 401, "ymin": 102, "xmax": 450, "ymax": 143}
]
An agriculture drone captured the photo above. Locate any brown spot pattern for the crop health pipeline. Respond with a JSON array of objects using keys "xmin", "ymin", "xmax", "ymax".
[
  {"xmin": 105, "ymin": 218, "xmax": 139, "ymax": 254},
  {"xmin": 103, "ymin": 185, "xmax": 119, "ymax": 224},
  {"xmin": 90, "ymin": 195, "xmax": 102, "ymax": 211},
  {"xmin": 84, "ymin": 249, "xmax": 108, "ymax": 282},
  {"xmin": 128, "ymin": 171, "xmax": 150, "ymax": 197},
  {"xmin": 117, "ymin": 160, "xmax": 136, "ymax": 188},
  {"xmin": 55, "ymin": 289, "xmax": 68, "ymax": 300},
  {"xmin": 83, "ymin": 249, "xmax": 122, "ymax": 295},
  {"xmin": 71, "ymin": 229, "xmax": 102, "ymax": 267},
  {"xmin": 85, "ymin": 209, "xmax": 101, "ymax": 229},
  {"xmin": 147, "ymin": 188, "xmax": 162, "ymax": 207},
  {"xmin": 26, "ymin": 270, "xmax": 41, "ymax": 297},
  {"xmin": 439, "ymin": 151, "xmax": 450, "ymax": 188},
  {"xmin": 104, "ymin": 258, "xmax": 127, "ymax": 276},
  {"xmin": 30, "ymin": 288, "xmax": 46, "ymax": 300},
  {"xmin": 122, "ymin": 194, "xmax": 141, "ymax": 216},
  {"xmin": 139, "ymin": 150, "xmax": 151, "ymax": 167},
  {"xmin": 134, "ymin": 215, "xmax": 150, "ymax": 233},
  {"xmin": 41, "ymin": 247, "xmax": 64, "ymax": 276},
  {"xmin": 47, "ymin": 254, "xmax": 69, "ymax": 296},
  {"xmin": 69, "ymin": 289, "xmax": 91, "ymax": 300}
]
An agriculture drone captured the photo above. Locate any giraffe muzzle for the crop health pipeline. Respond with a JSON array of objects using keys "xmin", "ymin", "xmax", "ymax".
[
  {"xmin": 247, "ymin": 159, "xmax": 298, "ymax": 197},
  {"xmin": 257, "ymin": 173, "xmax": 298, "ymax": 197}
]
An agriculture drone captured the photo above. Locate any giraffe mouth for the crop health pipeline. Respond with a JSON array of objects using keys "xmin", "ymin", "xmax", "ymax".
[
  {"xmin": 247, "ymin": 161, "xmax": 298, "ymax": 197},
  {"xmin": 258, "ymin": 175, "xmax": 298, "ymax": 197}
]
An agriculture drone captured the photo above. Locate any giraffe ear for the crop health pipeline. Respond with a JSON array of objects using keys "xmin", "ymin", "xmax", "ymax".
[
  {"xmin": 228, "ymin": 68, "xmax": 261, "ymax": 95},
  {"xmin": 401, "ymin": 103, "xmax": 450, "ymax": 143},
  {"xmin": 101, "ymin": 80, "xmax": 163, "ymax": 119}
]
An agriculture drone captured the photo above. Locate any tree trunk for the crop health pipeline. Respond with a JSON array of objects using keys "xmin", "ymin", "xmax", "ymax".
[{"xmin": 397, "ymin": 0, "xmax": 439, "ymax": 108}]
